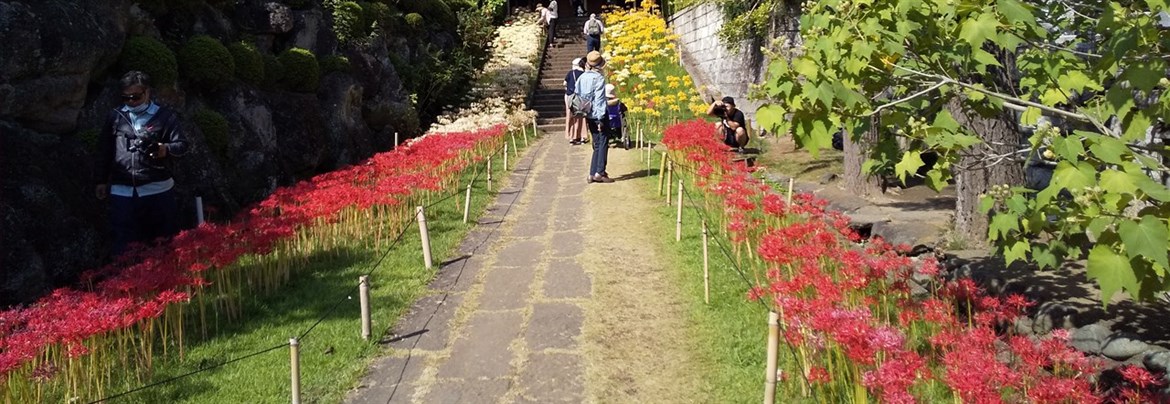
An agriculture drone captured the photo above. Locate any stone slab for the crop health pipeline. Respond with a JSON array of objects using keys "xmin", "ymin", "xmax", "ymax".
[
  {"xmin": 524, "ymin": 302, "xmax": 583, "ymax": 351},
  {"xmin": 437, "ymin": 311, "xmax": 524, "ymax": 379},
  {"xmin": 543, "ymin": 260, "xmax": 591, "ymax": 299},
  {"xmin": 550, "ymin": 213, "xmax": 582, "ymax": 232},
  {"xmin": 345, "ymin": 355, "xmax": 427, "ymax": 404},
  {"xmin": 422, "ymin": 378, "xmax": 513, "ymax": 403},
  {"xmin": 431, "ymin": 254, "xmax": 487, "ymax": 293},
  {"xmin": 510, "ymin": 218, "xmax": 550, "ymax": 239},
  {"xmin": 516, "ymin": 353, "xmax": 585, "ymax": 403},
  {"xmin": 495, "ymin": 239, "xmax": 545, "ymax": 268},
  {"xmin": 385, "ymin": 292, "xmax": 465, "ymax": 351},
  {"xmin": 479, "ymin": 264, "xmax": 538, "ymax": 311},
  {"xmin": 550, "ymin": 233, "xmax": 585, "ymax": 257}
]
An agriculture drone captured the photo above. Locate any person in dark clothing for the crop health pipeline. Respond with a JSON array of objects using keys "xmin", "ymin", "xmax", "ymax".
[
  {"xmin": 707, "ymin": 96, "xmax": 748, "ymax": 152},
  {"xmin": 94, "ymin": 71, "xmax": 190, "ymax": 257},
  {"xmin": 564, "ymin": 57, "xmax": 588, "ymax": 144}
]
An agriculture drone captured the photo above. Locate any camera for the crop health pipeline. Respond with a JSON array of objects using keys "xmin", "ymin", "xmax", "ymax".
[{"xmin": 129, "ymin": 137, "xmax": 161, "ymax": 158}]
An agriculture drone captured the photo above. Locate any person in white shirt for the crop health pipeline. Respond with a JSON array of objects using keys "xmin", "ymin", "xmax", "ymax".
[
  {"xmin": 583, "ymin": 13, "xmax": 605, "ymax": 53},
  {"xmin": 546, "ymin": 0, "xmax": 559, "ymax": 40}
]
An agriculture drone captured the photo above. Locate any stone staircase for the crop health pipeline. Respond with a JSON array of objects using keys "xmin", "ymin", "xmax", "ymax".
[{"xmin": 531, "ymin": 15, "xmax": 589, "ymax": 136}]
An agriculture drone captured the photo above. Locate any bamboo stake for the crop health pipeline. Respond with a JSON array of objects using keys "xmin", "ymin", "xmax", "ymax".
[
  {"xmin": 532, "ymin": 116, "xmax": 538, "ymax": 136},
  {"xmin": 504, "ymin": 143, "xmax": 509, "ymax": 170},
  {"xmin": 657, "ymin": 153, "xmax": 667, "ymax": 195},
  {"xmin": 702, "ymin": 220, "xmax": 710, "ymax": 304},
  {"xmin": 487, "ymin": 157, "xmax": 493, "ymax": 191},
  {"xmin": 290, "ymin": 338, "xmax": 301, "ymax": 404},
  {"xmin": 510, "ymin": 132, "xmax": 518, "ymax": 156},
  {"xmin": 195, "ymin": 196, "xmax": 205, "ymax": 225},
  {"xmin": 764, "ymin": 312, "xmax": 780, "ymax": 404},
  {"xmin": 359, "ymin": 276, "xmax": 371, "ymax": 341},
  {"xmin": 417, "ymin": 206, "xmax": 433, "ymax": 269},
  {"xmin": 462, "ymin": 183, "xmax": 472, "ymax": 223},
  {"xmin": 394, "ymin": 132, "xmax": 399, "ymax": 148},
  {"xmin": 787, "ymin": 178, "xmax": 795, "ymax": 204},
  {"xmin": 665, "ymin": 161, "xmax": 673, "ymax": 205},
  {"xmin": 675, "ymin": 179, "xmax": 683, "ymax": 242},
  {"xmin": 522, "ymin": 126, "xmax": 529, "ymax": 146}
]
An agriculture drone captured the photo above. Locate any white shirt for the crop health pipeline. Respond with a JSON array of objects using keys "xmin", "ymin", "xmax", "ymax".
[{"xmin": 548, "ymin": 0, "xmax": 558, "ymax": 18}]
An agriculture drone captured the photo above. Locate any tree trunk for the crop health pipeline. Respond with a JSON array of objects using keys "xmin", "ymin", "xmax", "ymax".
[
  {"xmin": 948, "ymin": 98, "xmax": 1025, "ymax": 245},
  {"xmin": 842, "ymin": 118, "xmax": 882, "ymax": 197}
]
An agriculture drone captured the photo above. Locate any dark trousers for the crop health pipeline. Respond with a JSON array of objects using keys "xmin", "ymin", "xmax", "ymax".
[
  {"xmin": 547, "ymin": 18, "xmax": 557, "ymax": 42},
  {"xmin": 109, "ymin": 188, "xmax": 179, "ymax": 256},
  {"xmin": 586, "ymin": 35, "xmax": 601, "ymax": 53},
  {"xmin": 587, "ymin": 118, "xmax": 609, "ymax": 176}
]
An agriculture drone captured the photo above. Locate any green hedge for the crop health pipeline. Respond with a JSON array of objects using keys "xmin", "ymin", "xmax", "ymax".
[
  {"xmin": 179, "ymin": 35, "xmax": 236, "ymax": 92},
  {"xmin": 333, "ymin": 1, "xmax": 367, "ymax": 44},
  {"xmin": 261, "ymin": 54, "xmax": 284, "ymax": 90},
  {"xmin": 404, "ymin": 12, "xmax": 424, "ymax": 30},
  {"xmin": 119, "ymin": 36, "xmax": 179, "ymax": 87},
  {"xmin": 277, "ymin": 48, "xmax": 320, "ymax": 92},
  {"xmin": 193, "ymin": 108, "xmax": 230, "ymax": 160},
  {"xmin": 228, "ymin": 41, "xmax": 264, "ymax": 85},
  {"xmin": 320, "ymin": 55, "xmax": 352, "ymax": 75}
]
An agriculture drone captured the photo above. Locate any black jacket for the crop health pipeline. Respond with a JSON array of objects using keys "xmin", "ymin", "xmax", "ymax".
[{"xmin": 94, "ymin": 104, "xmax": 189, "ymax": 187}]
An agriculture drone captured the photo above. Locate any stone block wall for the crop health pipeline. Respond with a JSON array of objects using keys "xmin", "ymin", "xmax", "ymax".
[{"xmin": 667, "ymin": 3, "xmax": 768, "ymax": 127}]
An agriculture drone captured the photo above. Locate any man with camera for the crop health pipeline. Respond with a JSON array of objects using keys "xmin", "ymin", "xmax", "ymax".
[
  {"xmin": 94, "ymin": 71, "xmax": 189, "ymax": 256},
  {"xmin": 707, "ymin": 96, "xmax": 748, "ymax": 153}
]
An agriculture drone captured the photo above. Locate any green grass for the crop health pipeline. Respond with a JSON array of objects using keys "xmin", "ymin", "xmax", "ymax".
[
  {"xmin": 104, "ymin": 129, "xmax": 537, "ymax": 403},
  {"xmin": 640, "ymin": 150, "xmax": 815, "ymax": 403}
]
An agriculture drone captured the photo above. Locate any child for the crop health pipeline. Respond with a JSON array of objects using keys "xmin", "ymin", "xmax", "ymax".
[{"xmin": 604, "ymin": 84, "xmax": 629, "ymax": 149}]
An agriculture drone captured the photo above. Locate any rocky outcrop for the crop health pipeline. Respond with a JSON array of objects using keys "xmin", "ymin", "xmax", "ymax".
[{"xmin": 0, "ymin": 1, "xmax": 130, "ymax": 133}]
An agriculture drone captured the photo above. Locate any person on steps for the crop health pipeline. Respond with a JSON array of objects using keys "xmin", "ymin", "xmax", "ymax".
[
  {"xmin": 576, "ymin": 51, "xmax": 613, "ymax": 183},
  {"xmin": 564, "ymin": 57, "xmax": 588, "ymax": 145},
  {"xmin": 547, "ymin": 0, "xmax": 559, "ymax": 41},
  {"xmin": 583, "ymin": 13, "xmax": 605, "ymax": 53}
]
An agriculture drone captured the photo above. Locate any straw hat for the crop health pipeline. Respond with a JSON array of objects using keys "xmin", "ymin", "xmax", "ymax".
[{"xmin": 586, "ymin": 51, "xmax": 605, "ymax": 69}]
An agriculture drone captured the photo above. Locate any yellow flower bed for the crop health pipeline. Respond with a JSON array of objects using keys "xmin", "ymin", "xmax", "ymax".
[{"xmin": 602, "ymin": 3, "xmax": 708, "ymax": 119}]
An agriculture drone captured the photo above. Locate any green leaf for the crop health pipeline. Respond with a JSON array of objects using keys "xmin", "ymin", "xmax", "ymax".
[
  {"xmin": 972, "ymin": 49, "xmax": 1001, "ymax": 72},
  {"xmin": 1123, "ymin": 61, "xmax": 1167, "ymax": 92},
  {"xmin": 1123, "ymin": 112, "xmax": 1152, "ymax": 141},
  {"xmin": 1032, "ymin": 244, "xmax": 1059, "ymax": 269},
  {"xmin": 1051, "ymin": 161, "xmax": 1095, "ymax": 190},
  {"xmin": 1057, "ymin": 70, "xmax": 1102, "ymax": 93},
  {"xmin": 1087, "ymin": 244, "xmax": 1138, "ymax": 303},
  {"xmin": 894, "ymin": 150, "xmax": 925, "ymax": 183},
  {"xmin": 933, "ymin": 110, "xmax": 961, "ymax": 131},
  {"xmin": 1087, "ymin": 136, "xmax": 1130, "ymax": 165},
  {"xmin": 996, "ymin": 0, "xmax": 1035, "ymax": 25},
  {"xmin": 924, "ymin": 169, "xmax": 947, "ymax": 191},
  {"xmin": 1006, "ymin": 194, "xmax": 1028, "ymax": 213},
  {"xmin": 1134, "ymin": 174, "xmax": 1170, "ymax": 202},
  {"xmin": 1087, "ymin": 217, "xmax": 1114, "ymax": 241},
  {"xmin": 989, "ymin": 212, "xmax": 1019, "ymax": 240},
  {"xmin": 1040, "ymin": 87, "xmax": 1069, "ymax": 105},
  {"xmin": 1004, "ymin": 240, "xmax": 1030, "ymax": 265},
  {"xmin": 958, "ymin": 13, "xmax": 999, "ymax": 47},
  {"xmin": 1050, "ymin": 136, "xmax": 1084, "ymax": 162},
  {"xmin": 1119, "ymin": 215, "xmax": 1170, "ymax": 270},
  {"xmin": 793, "ymin": 58, "xmax": 819, "ymax": 80},
  {"xmin": 756, "ymin": 104, "xmax": 787, "ymax": 135},
  {"xmin": 980, "ymin": 194, "xmax": 995, "ymax": 213},
  {"xmin": 1099, "ymin": 169, "xmax": 1139, "ymax": 194},
  {"xmin": 1148, "ymin": 0, "xmax": 1168, "ymax": 11},
  {"xmin": 1020, "ymin": 107, "xmax": 1042, "ymax": 126}
]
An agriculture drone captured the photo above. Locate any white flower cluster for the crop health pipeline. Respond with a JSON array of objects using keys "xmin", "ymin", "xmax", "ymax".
[{"xmin": 425, "ymin": 12, "xmax": 544, "ymax": 135}]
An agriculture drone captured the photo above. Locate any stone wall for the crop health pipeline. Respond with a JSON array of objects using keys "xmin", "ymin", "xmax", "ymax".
[{"xmin": 667, "ymin": 3, "xmax": 767, "ymax": 126}]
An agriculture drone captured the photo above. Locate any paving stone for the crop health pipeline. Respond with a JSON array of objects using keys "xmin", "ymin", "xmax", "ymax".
[
  {"xmin": 550, "ymin": 233, "xmax": 585, "ymax": 257},
  {"xmin": 437, "ymin": 311, "xmax": 524, "ymax": 379},
  {"xmin": 431, "ymin": 254, "xmax": 488, "ymax": 292},
  {"xmin": 479, "ymin": 265, "xmax": 538, "ymax": 310},
  {"xmin": 495, "ymin": 239, "xmax": 545, "ymax": 267},
  {"xmin": 524, "ymin": 302, "xmax": 583, "ymax": 351},
  {"xmin": 516, "ymin": 353, "xmax": 585, "ymax": 403},
  {"xmin": 422, "ymin": 378, "xmax": 513, "ymax": 403},
  {"xmin": 543, "ymin": 260, "xmax": 591, "ymax": 299},
  {"xmin": 457, "ymin": 227, "xmax": 502, "ymax": 255},
  {"xmin": 510, "ymin": 219, "xmax": 550, "ymax": 239},
  {"xmin": 385, "ymin": 293, "xmax": 465, "ymax": 351},
  {"xmin": 346, "ymin": 355, "xmax": 427, "ymax": 404},
  {"xmin": 551, "ymin": 213, "xmax": 582, "ymax": 232},
  {"xmin": 534, "ymin": 178, "xmax": 561, "ymax": 195}
]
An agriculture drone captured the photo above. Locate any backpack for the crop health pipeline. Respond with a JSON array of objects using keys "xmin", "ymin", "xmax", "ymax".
[
  {"xmin": 586, "ymin": 20, "xmax": 601, "ymax": 36},
  {"xmin": 569, "ymin": 94, "xmax": 591, "ymax": 117}
]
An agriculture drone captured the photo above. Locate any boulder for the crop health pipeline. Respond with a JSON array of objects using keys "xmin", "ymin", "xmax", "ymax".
[
  {"xmin": 1102, "ymin": 333, "xmax": 1152, "ymax": 361},
  {"xmin": 0, "ymin": 1, "xmax": 130, "ymax": 133},
  {"xmin": 1070, "ymin": 323, "xmax": 1112, "ymax": 354},
  {"xmin": 236, "ymin": 1, "xmax": 294, "ymax": 34},
  {"xmin": 1144, "ymin": 350, "xmax": 1170, "ymax": 373},
  {"xmin": 290, "ymin": 8, "xmax": 334, "ymax": 56},
  {"xmin": 1032, "ymin": 301, "xmax": 1078, "ymax": 335}
]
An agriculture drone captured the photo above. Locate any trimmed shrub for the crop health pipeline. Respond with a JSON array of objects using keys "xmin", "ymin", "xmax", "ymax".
[
  {"xmin": 179, "ymin": 35, "xmax": 236, "ymax": 92},
  {"xmin": 319, "ymin": 55, "xmax": 352, "ymax": 75},
  {"xmin": 277, "ymin": 48, "xmax": 320, "ymax": 92},
  {"xmin": 193, "ymin": 108, "xmax": 230, "ymax": 160},
  {"xmin": 362, "ymin": 1, "xmax": 391, "ymax": 28},
  {"xmin": 119, "ymin": 36, "xmax": 179, "ymax": 87},
  {"xmin": 333, "ymin": 1, "xmax": 367, "ymax": 44},
  {"xmin": 228, "ymin": 41, "xmax": 264, "ymax": 85},
  {"xmin": 261, "ymin": 54, "xmax": 285, "ymax": 90},
  {"xmin": 404, "ymin": 12, "xmax": 424, "ymax": 30}
]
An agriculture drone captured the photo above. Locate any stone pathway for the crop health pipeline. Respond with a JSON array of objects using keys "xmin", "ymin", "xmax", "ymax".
[{"xmin": 344, "ymin": 129, "xmax": 685, "ymax": 403}]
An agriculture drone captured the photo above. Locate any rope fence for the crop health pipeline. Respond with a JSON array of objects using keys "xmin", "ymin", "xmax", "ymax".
[{"xmin": 85, "ymin": 130, "xmax": 530, "ymax": 403}]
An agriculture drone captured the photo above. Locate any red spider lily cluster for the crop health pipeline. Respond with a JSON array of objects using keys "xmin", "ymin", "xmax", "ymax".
[
  {"xmin": 0, "ymin": 126, "xmax": 507, "ymax": 402},
  {"xmin": 662, "ymin": 119, "xmax": 1163, "ymax": 403}
]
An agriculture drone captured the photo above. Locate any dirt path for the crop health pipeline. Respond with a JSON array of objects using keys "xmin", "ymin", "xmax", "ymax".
[{"xmin": 344, "ymin": 133, "xmax": 705, "ymax": 403}]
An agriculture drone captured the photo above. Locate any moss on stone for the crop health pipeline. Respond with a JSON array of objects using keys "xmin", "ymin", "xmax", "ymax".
[
  {"xmin": 277, "ymin": 48, "xmax": 320, "ymax": 92},
  {"xmin": 193, "ymin": 107, "xmax": 230, "ymax": 160},
  {"xmin": 179, "ymin": 35, "xmax": 236, "ymax": 92},
  {"xmin": 320, "ymin": 55, "xmax": 352, "ymax": 75},
  {"xmin": 228, "ymin": 41, "xmax": 264, "ymax": 85}
]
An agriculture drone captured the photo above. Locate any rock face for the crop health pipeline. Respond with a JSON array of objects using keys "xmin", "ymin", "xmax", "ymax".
[
  {"xmin": 0, "ymin": 1, "xmax": 130, "ymax": 133},
  {"xmin": 0, "ymin": 0, "xmax": 440, "ymax": 307}
]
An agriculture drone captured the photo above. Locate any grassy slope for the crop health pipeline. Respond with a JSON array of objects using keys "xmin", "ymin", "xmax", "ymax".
[{"xmin": 107, "ymin": 130, "xmax": 534, "ymax": 403}]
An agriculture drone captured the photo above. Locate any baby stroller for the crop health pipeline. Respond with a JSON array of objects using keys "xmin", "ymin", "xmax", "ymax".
[{"xmin": 604, "ymin": 100, "xmax": 631, "ymax": 150}]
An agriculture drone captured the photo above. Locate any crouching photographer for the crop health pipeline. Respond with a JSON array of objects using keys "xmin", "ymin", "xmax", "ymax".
[{"xmin": 94, "ymin": 71, "xmax": 190, "ymax": 257}]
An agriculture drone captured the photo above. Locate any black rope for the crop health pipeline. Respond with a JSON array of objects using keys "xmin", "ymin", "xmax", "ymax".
[{"xmin": 88, "ymin": 342, "xmax": 290, "ymax": 403}]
